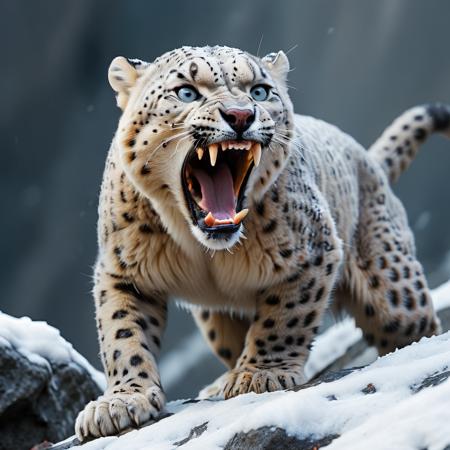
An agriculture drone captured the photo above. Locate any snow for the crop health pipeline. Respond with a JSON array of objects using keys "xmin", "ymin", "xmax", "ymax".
[
  {"xmin": 72, "ymin": 331, "xmax": 450, "ymax": 449},
  {"xmin": 0, "ymin": 312, "xmax": 106, "ymax": 390},
  {"xmin": 304, "ymin": 317, "xmax": 362, "ymax": 379},
  {"xmin": 430, "ymin": 278, "xmax": 450, "ymax": 311},
  {"xmin": 327, "ymin": 378, "xmax": 450, "ymax": 450}
]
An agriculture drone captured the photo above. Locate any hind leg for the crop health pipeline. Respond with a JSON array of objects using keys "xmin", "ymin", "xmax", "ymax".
[
  {"xmin": 343, "ymin": 199, "xmax": 440, "ymax": 354},
  {"xmin": 345, "ymin": 258, "xmax": 440, "ymax": 355},
  {"xmin": 193, "ymin": 309, "xmax": 249, "ymax": 368}
]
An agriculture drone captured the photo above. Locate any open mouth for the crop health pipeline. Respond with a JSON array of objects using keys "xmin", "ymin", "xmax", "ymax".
[{"xmin": 182, "ymin": 140, "xmax": 261, "ymax": 237}]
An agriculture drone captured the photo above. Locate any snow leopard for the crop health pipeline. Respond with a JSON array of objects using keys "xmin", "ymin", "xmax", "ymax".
[{"xmin": 75, "ymin": 45, "xmax": 448, "ymax": 439}]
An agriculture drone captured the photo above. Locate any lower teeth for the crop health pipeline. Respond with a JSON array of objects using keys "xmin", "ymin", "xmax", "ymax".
[{"xmin": 204, "ymin": 209, "xmax": 249, "ymax": 227}]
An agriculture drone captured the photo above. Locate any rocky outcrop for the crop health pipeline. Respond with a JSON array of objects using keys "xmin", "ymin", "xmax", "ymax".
[
  {"xmin": 0, "ymin": 345, "xmax": 101, "ymax": 450},
  {"xmin": 46, "ymin": 355, "xmax": 450, "ymax": 449},
  {"xmin": 48, "ymin": 302, "xmax": 450, "ymax": 450}
]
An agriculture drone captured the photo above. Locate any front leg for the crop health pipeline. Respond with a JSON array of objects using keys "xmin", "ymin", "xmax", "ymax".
[
  {"xmin": 221, "ymin": 246, "xmax": 342, "ymax": 399},
  {"xmin": 75, "ymin": 265, "xmax": 167, "ymax": 439}
]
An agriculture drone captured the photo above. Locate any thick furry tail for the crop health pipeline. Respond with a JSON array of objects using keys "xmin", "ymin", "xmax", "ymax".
[{"xmin": 369, "ymin": 103, "xmax": 450, "ymax": 183}]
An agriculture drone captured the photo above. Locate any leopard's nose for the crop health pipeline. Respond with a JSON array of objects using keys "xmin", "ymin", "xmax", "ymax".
[{"xmin": 220, "ymin": 108, "xmax": 255, "ymax": 134}]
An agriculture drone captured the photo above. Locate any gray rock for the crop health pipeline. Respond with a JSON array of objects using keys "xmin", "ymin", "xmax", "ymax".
[
  {"xmin": 224, "ymin": 427, "xmax": 339, "ymax": 450},
  {"xmin": 174, "ymin": 421, "xmax": 209, "ymax": 446},
  {"xmin": 410, "ymin": 370, "xmax": 450, "ymax": 393},
  {"xmin": 0, "ymin": 345, "xmax": 101, "ymax": 450}
]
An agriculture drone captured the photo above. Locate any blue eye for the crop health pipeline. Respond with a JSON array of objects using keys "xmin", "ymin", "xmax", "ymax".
[
  {"xmin": 250, "ymin": 85, "xmax": 270, "ymax": 101},
  {"xmin": 176, "ymin": 86, "xmax": 200, "ymax": 102}
]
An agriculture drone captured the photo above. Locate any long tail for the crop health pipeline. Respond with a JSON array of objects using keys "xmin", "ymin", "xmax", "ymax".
[{"xmin": 369, "ymin": 103, "xmax": 450, "ymax": 183}]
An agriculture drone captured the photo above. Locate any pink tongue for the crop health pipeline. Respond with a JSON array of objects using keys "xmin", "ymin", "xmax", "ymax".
[{"xmin": 193, "ymin": 163, "xmax": 236, "ymax": 220}]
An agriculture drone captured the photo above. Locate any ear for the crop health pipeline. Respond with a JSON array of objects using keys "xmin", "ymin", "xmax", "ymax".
[
  {"xmin": 262, "ymin": 51, "xmax": 290, "ymax": 81},
  {"xmin": 108, "ymin": 56, "xmax": 149, "ymax": 110}
]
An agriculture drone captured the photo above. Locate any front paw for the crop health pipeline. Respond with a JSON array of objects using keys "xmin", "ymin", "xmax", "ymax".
[
  {"xmin": 220, "ymin": 365, "xmax": 305, "ymax": 399},
  {"xmin": 75, "ymin": 385, "xmax": 165, "ymax": 440}
]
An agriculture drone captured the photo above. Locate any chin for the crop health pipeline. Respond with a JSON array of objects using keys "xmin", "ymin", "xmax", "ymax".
[
  {"xmin": 190, "ymin": 223, "xmax": 244, "ymax": 251},
  {"xmin": 181, "ymin": 138, "xmax": 262, "ymax": 251}
]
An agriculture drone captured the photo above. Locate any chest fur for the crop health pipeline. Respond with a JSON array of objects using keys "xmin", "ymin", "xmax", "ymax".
[{"xmin": 132, "ymin": 216, "xmax": 296, "ymax": 311}]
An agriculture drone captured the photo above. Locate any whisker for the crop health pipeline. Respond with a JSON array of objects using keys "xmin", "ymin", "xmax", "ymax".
[
  {"xmin": 122, "ymin": 129, "xmax": 191, "ymax": 156},
  {"xmin": 284, "ymin": 43, "xmax": 299, "ymax": 56},
  {"xmin": 172, "ymin": 134, "xmax": 193, "ymax": 157},
  {"xmin": 256, "ymin": 34, "xmax": 264, "ymax": 58},
  {"xmin": 276, "ymin": 127, "xmax": 319, "ymax": 145},
  {"xmin": 167, "ymin": 124, "xmax": 188, "ymax": 130},
  {"xmin": 144, "ymin": 130, "xmax": 192, "ymax": 158},
  {"xmin": 271, "ymin": 133, "xmax": 313, "ymax": 157},
  {"xmin": 145, "ymin": 132, "xmax": 193, "ymax": 166}
]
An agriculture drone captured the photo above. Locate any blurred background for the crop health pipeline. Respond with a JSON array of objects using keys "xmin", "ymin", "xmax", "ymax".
[{"xmin": 1, "ymin": 0, "xmax": 450, "ymax": 400}]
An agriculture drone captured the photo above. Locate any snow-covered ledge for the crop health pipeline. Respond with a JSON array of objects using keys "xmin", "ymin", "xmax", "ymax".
[
  {"xmin": 0, "ymin": 313, "xmax": 106, "ymax": 391},
  {"xmin": 51, "ymin": 335, "xmax": 450, "ymax": 450},
  {"xmin": 43, "ymin": 280, "xmax": 450, "ymax": 450},
  {"xmin": 0, "ymin": 313, "xmax": 105, "ymax": 450}
]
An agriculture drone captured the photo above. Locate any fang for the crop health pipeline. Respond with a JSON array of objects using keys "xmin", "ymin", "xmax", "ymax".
[
  {"xmin": 234, "ymin": 208, "xmax": 249, "ymax": 224},
  {"xmin": 209, "ymin": 144, "xmax": 218, "ymax": 166},
  {"xmin": 252, "ymin": 142, "xmax": 262, "ymax": 167}
]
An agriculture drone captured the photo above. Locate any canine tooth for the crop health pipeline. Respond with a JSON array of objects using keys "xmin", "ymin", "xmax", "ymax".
[
  {"xmin": 196, "ymin": 147, "xmax": 204, "ymax": 160},
  {"xmin": 209, "ymin": 144, "xmax": 218, "ymax": 166},
  {"xmin": 205, "ymin": 212, "xmax": 215, "ymax": 227},
  {"xmin": 247, "ymin": 151, "xmax": 253, "ymax": 161},
  {"xmin": 245, "ymin": 141, "xmax": 251, "ymax": 150},
  {"xmin": 252, "ymin": 142, "xmax": 262, "ymax": 167},
  {"xmin": 233, "ymin": 209, "xmax": 249, "ymax": 224}
]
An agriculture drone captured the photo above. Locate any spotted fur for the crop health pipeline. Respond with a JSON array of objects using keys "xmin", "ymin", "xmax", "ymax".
[{"xmin": 75, "ymin": 46, "xmax": 448, "ymax": 439}]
